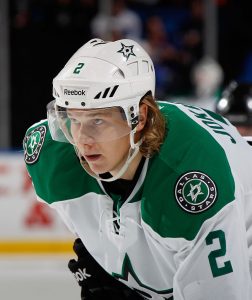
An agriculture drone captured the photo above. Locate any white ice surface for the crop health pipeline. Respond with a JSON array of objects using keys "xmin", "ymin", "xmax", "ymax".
[{"xmin": 0, "ymin": 255, "xmax": 80, "ymax": 300}]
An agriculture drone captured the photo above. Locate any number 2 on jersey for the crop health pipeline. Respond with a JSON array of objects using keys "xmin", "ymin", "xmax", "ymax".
[{"xmin": 206, "ymin": 230, "xmax": 233, "ymax": 277}]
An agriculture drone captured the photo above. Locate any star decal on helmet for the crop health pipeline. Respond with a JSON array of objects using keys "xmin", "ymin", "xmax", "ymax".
[{"xmin": 117, "ymin": 43, "xmax": 136, "ymax": 61}]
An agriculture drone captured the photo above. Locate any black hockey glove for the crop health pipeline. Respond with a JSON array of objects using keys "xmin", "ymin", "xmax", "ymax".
[{"xmin": 68, "ymin": 238, "xmax": 143, "ymax": 300}]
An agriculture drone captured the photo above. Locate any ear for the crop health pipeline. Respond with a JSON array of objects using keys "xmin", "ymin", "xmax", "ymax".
[{"xmin": 136, "ymin": 104, "xmax": 148, "ymax": 132}]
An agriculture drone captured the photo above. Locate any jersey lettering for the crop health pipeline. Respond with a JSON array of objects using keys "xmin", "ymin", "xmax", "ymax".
[{"xmin": 184, "ymin": 104, "xmax": 236, "ymax": 144}]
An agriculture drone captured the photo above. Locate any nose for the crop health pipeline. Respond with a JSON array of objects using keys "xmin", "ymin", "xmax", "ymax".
[
  {"xmin": 77, "ymin": 132, "xmax": 95, "ymax": 145},
  {"xmin": 76, "ymin": 125, "xmax": 95, "ymax": 145}
]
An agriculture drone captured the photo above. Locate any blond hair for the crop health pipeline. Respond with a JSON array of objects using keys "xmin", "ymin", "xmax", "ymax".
[{"xmin": 139, "ymin": 94, "xmax": 167, "ymax": 157}]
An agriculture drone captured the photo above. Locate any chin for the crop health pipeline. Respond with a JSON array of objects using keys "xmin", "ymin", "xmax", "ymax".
[
  {"xmin": 88, "ymin": 160, "xmax": 123, "ymax": 176},
  {"xmin": 89, "ymin": 164, "xmax": 109, "ymax": 175}
]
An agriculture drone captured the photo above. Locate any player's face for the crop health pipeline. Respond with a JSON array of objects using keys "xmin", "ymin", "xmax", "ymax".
[
  {"xmin": 78, "ymin": 135, "xmax": 131, "ymax": 175},
  {"xmin": 69, "ymin": 107, "xmax": 132, "ymax": 175},
  {"xmin": 64, "ymin": 107, "xmax": 131, "ymax": 144}
]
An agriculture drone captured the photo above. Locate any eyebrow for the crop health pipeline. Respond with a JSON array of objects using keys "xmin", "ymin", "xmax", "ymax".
[{"xmin": 67, "ymin": 110, "xmax": 113, "ymax": 118}]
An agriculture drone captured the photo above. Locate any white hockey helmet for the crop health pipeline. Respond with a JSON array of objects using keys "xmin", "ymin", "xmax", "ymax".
[{"xmin": 52, "ymin": 38, "xmax": 155, "ymax": 122}]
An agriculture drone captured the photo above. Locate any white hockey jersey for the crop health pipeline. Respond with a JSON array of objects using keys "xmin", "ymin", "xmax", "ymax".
[{"xmin": 23, "ymin": 102, "xmax": 252, "ymax": 299}]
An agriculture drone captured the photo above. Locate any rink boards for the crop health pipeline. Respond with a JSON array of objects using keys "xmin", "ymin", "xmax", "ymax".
[{"xmin": 0, "ymin": 151, "xmax": 74, "ymax": 254}]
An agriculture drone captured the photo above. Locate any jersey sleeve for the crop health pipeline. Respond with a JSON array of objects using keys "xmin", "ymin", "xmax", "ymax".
[
  {"xmin": 142, "ymin": 103, "xmax": 236, "ymax": 240},
  {"xmin": 23, "ymin": 119, "xmax": 98, "ymax": 204},
  {"xmin": 172, "ymin": 202, "xmax": 252, "ymax": 299},
  {"xmin": 23, "ymin": 120, "xmax": 102, "ymax": 235}
]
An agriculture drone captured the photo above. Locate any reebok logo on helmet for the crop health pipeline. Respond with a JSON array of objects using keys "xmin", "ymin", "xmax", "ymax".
[{"xmin": 64, "ymin": 88, "xmax": 86, "ymax": 96}]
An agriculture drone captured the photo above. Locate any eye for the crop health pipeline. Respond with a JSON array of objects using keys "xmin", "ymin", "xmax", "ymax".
[
  {"xmin": 69, "ymin": 117, "xmax": 80, "ymax": 124},
  {"xmin": 94, "ymin": 119, "xmax": 103, "ymax": 125}
]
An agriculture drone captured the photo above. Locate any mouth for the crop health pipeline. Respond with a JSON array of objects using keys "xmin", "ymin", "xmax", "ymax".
[{"xmin": 84, "ymin": 154, "xmax": 102, "ymax": 162}]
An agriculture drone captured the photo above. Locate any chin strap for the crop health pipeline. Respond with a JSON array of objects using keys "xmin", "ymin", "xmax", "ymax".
[{"xmin": 75, "ymin": 130, "xmax": 143, "ymax": 182}]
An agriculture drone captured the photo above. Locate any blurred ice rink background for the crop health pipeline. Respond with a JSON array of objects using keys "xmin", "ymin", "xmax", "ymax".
[
  {"xmin": 0, "ymin": 152, "xmax": 79, "ymax": 299},
  {"xmin": 0, "ymin": 255, "xmax": 79, "ymax": 300}
]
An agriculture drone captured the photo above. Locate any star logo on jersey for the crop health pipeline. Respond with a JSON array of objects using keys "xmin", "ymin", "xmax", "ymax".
[
  {"xmin": 175, "ymin": 171, "xmax": 217, "ymax": 213},
  {"xmin": 23, "ymin": 125, "xmax": 46, "ymax": 164},
  {"xmin": 117, "ymin": 43, "xmax": 136, "ymax": 61},
  {"xmin": 113, "ymin": 254, "xmax": 173, "ymax": 299}
]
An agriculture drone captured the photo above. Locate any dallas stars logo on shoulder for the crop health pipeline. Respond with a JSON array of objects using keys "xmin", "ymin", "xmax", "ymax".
[
  {"xmin": 23, "ymin": 125, "xmax": 46, "ymax": 164},
  {"xmin": 117, "ymin": 43, "xmax": 136, "ymax": 61},
  {"xmin": 175, "ymin": 171, "xmax": 217, "ymax": 213}
]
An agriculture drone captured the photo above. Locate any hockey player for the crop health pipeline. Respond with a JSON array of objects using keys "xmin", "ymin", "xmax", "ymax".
[{"xmin": 23, "ymin": 38, "xmax": 252, "ymax": 299}]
